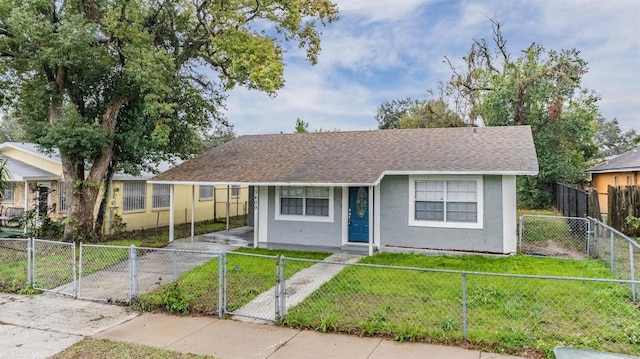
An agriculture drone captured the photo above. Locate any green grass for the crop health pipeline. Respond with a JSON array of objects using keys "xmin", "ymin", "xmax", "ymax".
[
  {"xmin": 134, "ymin": 248, "xmax": 331, "ymax": 315},
  {"xmin": 283, "ymin": 253, "xmax": 640, "ymax": 358},
  {"xmin": 50, "ymin": 338, "xmax": 215, "ymax": 359},
  {"xmin": 0, "ymin": 219, "xmax": 244, "ymax": 294}
]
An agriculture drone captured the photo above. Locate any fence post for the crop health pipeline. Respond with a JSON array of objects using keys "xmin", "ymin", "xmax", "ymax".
[
  {"xmin": 78, "ymin": 243, "xmax": 83, "ymax": 299},
  {"xmin": 26, "ymin": 238, "xmax": 32, "ymax": 286},
  {"xmin": 173, "ymin": 251, "xmax": 178, "ymax": 281},
  {"xmin": 72, "ymin": 242, "xmax": 77, "ymax": 298},
  {"xmin": 31, "ymin": 238, "xmax": 37, "ymax": 287},
  {"xmin": 280, "ymin": 256, "xmax": 287, "ymax": 319},
  {"xmin": 610, "ymin": 231, "xmax": 615, "ymax": 274},
  {"xmin": 129, "ymin": 245, "xmax": 138, "ymax": 300},
  {"xmin": 274, "ymin": 255, "xmax": 281, "ymax": 321},
  {"xmin": 462, "ymin": 273, "xmax": 467, "ymax": 340},
  {"xmin": 586, "ymin": 218, "xmax": 591, "ymax": 258},
  {"xmin": 518, "ymin": 216, "xmax": 524, "ymax": 253},
  {"xmin": 218, "ymin": 252, "xmax": 226, "ymax": 319},
  {"xmin": 630, "ymin": 242, "xmax": 637, "ymax": 301}
]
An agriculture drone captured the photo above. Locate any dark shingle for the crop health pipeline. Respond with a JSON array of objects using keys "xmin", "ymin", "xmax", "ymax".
[{"xmin": 151, "ymin": 126, "xmax": 539, "ymax": 185}]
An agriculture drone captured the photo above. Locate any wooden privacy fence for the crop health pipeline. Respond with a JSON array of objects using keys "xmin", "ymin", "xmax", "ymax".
[
  {"xmin": 555, "ymin": 183, "xmax": 602, "ymax": 220},
  {"xmin": 608, "ymin": 185, "xmax": 640, "ymax": 236}
]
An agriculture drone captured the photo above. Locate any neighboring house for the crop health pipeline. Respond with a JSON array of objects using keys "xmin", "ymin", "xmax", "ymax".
[
  {"xmin": 0, "ymin": 142, "xmax": 247, "ymax": 233},
  {"xmin": 151, "ymin": 126, "xmax": 539, "ymax": 254},
  {"xmin": 586, "ymin": 147, "xmax": 640, "ymax": 215}
]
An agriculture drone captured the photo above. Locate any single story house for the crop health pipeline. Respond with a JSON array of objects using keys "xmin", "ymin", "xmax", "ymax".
[
  {"xmin": 586, "ymin": 147, "xmax": 640, "ymax": 215},
  {"xmin": 151, "ymin": 126, "xmax": 538, "ymax": 255},
  {"xmin": 0, "ymin": 142, "xmax": 247, "ymax": 234}
]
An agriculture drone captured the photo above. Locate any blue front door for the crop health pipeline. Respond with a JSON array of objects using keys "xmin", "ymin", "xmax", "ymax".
[{"xmin": 348, "ymin": 187, "xmax": 369, "ymax": 243}]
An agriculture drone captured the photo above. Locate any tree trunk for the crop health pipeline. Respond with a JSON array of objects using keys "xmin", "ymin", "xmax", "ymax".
[{"xmin": 61, "ymin": 97, "xmax": 128, "ymax": 242}]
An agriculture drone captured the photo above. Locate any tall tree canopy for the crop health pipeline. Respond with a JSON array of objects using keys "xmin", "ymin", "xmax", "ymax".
[
  {"xmin": 0, "ymin": 0, "xmax": 338, "ymax": 241},
  {"xmin": 378, "ymin": 20, "xmax": 607, "ymax": 208}
]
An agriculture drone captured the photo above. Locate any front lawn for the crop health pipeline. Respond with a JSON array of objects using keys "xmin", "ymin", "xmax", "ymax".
[
  {"xmin": 134, "ymin": 248, "xmax": 331, "ymax": 315},
  {"xmin": 283, "ymin": 253, "xmax": 639, "ymax": 358}
]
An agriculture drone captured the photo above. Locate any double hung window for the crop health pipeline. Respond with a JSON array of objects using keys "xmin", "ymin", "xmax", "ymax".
[
  {"xmin": 277, "ymin": 186, "xmax": 333, "ymax": 222},
  {"xmin": 409, "ymin": 176, "xmax": 483, "ymax": 229}
]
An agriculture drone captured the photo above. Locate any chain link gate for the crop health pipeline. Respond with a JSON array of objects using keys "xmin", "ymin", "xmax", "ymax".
[
  {"xmin": 519, "ymin": 215, "xmax": 591, "ymax": 259},
  {"xmin": 31, "ymin": 239, "xmax": 76, "ymax": 297}
]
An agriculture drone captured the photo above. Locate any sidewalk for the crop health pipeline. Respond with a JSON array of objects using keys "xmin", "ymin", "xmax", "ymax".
[{"xmin": 95, "ymin": 313, "xmax": 524, "ymax": 359}]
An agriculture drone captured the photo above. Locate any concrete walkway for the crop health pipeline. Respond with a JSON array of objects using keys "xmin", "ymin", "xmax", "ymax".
[
  {"xmin": 232, "ymin": 252, "xmax": 362, "ymax": 322},
  {"xmin": 0, "ymin": 292, "xmax": 526, "ymax": 359},
  {"xmin": 95, "ymin": 312, "xmax": 525, "ymax": 359}
]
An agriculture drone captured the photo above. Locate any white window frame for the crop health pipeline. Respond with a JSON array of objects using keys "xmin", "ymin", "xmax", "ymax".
[
  {"xmin": 123, "ymin": 181, "xmax": 146, "ymax": 212},
  {"xmin": 275, "ymin": 186, "xmax": 334, "ymax": 223},
  {"xmin": 2, "ymin": 182, "xmax": 14, "ymax": 202},
  {"xmin": 152, "ymin": 184, "xmax": 171, "ymax": 209},
  {"xmin": 199, "ymin": 185, "xmax": 214, "ymax": 200},
  {"xmin": 408, "ymin": 175, "xmax": 483, "ymax": 229}
]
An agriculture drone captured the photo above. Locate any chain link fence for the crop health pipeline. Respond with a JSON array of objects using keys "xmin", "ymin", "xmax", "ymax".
[
  {"xmin": 0, "ymin": 238, "xmax": 29, "ymax": 293},
  {"xmin": 590, "ymin": 218, "xmax": 640, "ymax": 301},
  {"xmin": 281, "ymin": 257, "xmax": 639, "ymax": 356},
  {"xmin": 519, "ymin": 215, "xmax": 590, "ymax": 259},
  {"xmin": 1, "ymin": 224, "xmax": 639, "ymax": 355},
  {"xmin": 520, "ymin": 215, "xmax": 639, "ymax": 301}
]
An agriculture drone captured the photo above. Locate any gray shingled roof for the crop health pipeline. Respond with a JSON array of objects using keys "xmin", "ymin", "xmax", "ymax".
[
  {"xmin": 586, "ymin": 147, "xmax": 640, "ymax": 173},
  {"xmin": 151, "ymin": 126, "xmax": 538, "ymax": 185}
]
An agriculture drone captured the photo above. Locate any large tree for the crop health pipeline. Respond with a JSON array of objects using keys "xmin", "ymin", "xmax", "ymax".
[
  {"xmin": 379, "ymin": 20, "xmax": 601, "ymax": 208},
  {"xmin": 448, "ymin": 21, "xmax": 599, "ymax": 207},
  {"xmin": 0, "ymin": 0, "xmax": 338, "ymax": 241}
]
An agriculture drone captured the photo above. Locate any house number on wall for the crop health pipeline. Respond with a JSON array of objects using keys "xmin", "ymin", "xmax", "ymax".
[{"xmin": 356, "ymin": 187, "xmax": 367, "ymax": 218}]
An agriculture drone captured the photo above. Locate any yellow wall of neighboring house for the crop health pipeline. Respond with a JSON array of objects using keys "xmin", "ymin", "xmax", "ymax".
[
  {"xmin": 2, "ymin": 143, "xmax": 248, "ymax": 234},
  {"xmin": 591, "ymin": 171, "xmax": 638, "ymax": 214},
  {"xmin": 102, "ymin": 182, "xmax": 249, "ymax": 234}
]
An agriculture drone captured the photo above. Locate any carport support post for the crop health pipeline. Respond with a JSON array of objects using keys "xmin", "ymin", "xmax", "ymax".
[
  {"xmin": 191, "ymin": 185, "xmax": 195, "ymax": 242},
  {"xmin": 169, "ymin": 184, "xmax": 175, "ymax": 242}
]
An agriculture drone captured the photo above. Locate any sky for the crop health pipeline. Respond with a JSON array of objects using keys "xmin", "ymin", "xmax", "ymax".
[{"xmin": 223, "ymin": 0, "xmax": 640, "ymax": 136}]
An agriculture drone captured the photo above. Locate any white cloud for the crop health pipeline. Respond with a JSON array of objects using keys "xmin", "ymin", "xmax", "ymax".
[{"xmin": 224, "ymin": 0, "xmax": 640, "ymax": 136}]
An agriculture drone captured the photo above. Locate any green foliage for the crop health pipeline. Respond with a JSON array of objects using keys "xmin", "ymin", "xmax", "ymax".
[
  {"xmin": 162, "ymin": 282, "xmax": 190, "ymax": 315},
  {"xmin": 294, "ymin": 118, "xmax": 309, "ymax": 133},
  {"xmin": 0, "ymin": 158, "xmax": 7, "ymax": 197},
  {"xmin": 625, "ymin": 216, "xmax": 640, "ymax": 230},
  {"xmin": 594, "ymin": 116, "xmax": 640, "ymax": 157},
  {"xmin": 0, "ymin": 0, "xmax": 338, "ymax": 240},
  {"xmin": 377, "ymin": 20, "xmax": 604, "ymax": 209}
]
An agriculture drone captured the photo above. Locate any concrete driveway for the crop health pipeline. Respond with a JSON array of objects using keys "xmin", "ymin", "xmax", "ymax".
[{"xmin": 0, "ymin": 293, "xmax": 137, "ymax": 359}]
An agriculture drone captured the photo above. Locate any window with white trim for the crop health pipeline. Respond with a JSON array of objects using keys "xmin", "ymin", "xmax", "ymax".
[
  {"xmin": 276, "ymin": 186, "xmax": 333, "ymax": 222},
  {"xmin": 152, "ymin": 184, "xmax": 170, "ymax": 209},
  {"xmin": 2, "ymin": 182, "xmax": 13, "ymax": 202},
  {"xmin": 199, "ymin": 185, "xmax": 214, "ymax": 199},
  {"xmin": 123, "ymin": 181, "xmax": 146, "ymax": 211},
  {"xmin": 409, "ymin": 176, "xmax": 483, "ymax": 229},
  {"xmin": 231, "ymin": 185, "xmax": 240, "ymax": 198}
]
